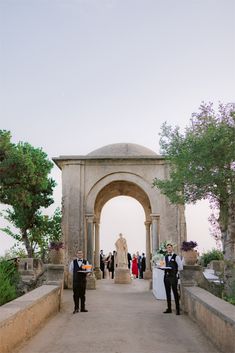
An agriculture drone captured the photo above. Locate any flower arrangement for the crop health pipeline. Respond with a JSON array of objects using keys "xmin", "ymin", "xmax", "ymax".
[
  {"xmin": 152, "ymin": 240, "xmax": 175, "ymax": 265},
  {"xmin": 181, "ymin": 240, "xmax": 197, "ymax": 252},
  {"xmin": 151, "ymin": 253, "xmax": 164, "ymax": 265},
  {"xmin": 158, "ymin": 240, "xmax": 176, "ymax": 255},
  {"xmin": 49, "ymin": 241, "xmax": 64, "ymax": 251}
]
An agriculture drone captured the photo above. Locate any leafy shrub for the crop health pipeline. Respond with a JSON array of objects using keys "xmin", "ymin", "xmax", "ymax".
[
  {"xmin": 199, "ymin": 248, "xmax": 224, "ymax": 267},
  {"xmin": 0, "ymin": 259, "xmax": 20, "ymax": 306},
  {"xmin": 224, "ymin": 296, "xmax": 235, "ymax": 305},
  {"xmin": 3, "ymin": 244, "xmax": 27, "ymax": 260}
]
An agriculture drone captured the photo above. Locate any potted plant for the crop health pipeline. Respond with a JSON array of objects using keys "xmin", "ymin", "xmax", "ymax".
[
  {"xmin": 49, "ymin": 241, "xmax": 64, "ymax": 264},
  {"xmin": 181, "ymin": 240, "xmax": 198, "ymax": 265}
]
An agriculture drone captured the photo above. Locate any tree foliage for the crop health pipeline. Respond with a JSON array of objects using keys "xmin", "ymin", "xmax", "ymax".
[
  {"xmin": 153, "ymin": 102, "xmax": 235, "ymax": 296},
  {"xmin": 199, "ymin": 248, "xmax": 224, "ymax": 268},
  {"xmin": 1, "ymin": 208, "xmax": 62, "ymax": 262},
  {"xmin": 0, "ymin": 259, "xmax": 20, "ymax": 305},
  {"xmin": 154, "ymin": 103, "xmax": 234, "ymax": 207},
  {"xmin": 0, "ymin": 130, "xmax": 56, "ymax": 257}
]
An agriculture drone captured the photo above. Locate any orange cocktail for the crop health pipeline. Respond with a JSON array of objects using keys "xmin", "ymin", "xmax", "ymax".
[{"xmin": 82, "ymin": 264, "xmax": 92, "ymax": 271}]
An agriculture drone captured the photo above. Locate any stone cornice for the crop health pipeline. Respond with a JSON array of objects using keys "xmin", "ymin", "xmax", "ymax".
[{"xmin": 53, "ymin": 155, "xmax": 166, "ymax": 169}]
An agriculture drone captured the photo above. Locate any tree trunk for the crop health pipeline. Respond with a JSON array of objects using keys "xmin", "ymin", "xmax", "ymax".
[
  {"xmin": 222, "ymin": 197, "xmax": 235, "ymax": 297},
  {"xmin": 22, "ymin": 230, "xmax": 33, "ymax": 258}
]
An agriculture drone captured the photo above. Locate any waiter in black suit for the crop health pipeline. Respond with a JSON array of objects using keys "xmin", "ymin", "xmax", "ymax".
[
  {"xmin": 69, "ymin": 250, "xmax": 90, "ymax": 314},
  {"xmin": 163, "ymin": 243, "xmax": 183, "ymax": 315}
]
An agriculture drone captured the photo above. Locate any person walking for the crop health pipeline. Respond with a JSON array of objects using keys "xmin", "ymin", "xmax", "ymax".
[
  {"xmin": 69, "ymin": 250, "xmax": 90, "ymax": 314},
  {"xmin": 163, "ymin": 243, "xmax": 183, "ymax": 315}
]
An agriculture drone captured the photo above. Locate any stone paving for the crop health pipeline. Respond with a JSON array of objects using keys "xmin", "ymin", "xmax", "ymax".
[{"xmin": 14, "ymin": 279, "xmax": 221, "ymax": 353}]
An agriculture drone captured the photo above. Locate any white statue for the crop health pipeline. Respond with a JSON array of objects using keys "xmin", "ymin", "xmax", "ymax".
[{"xmin": 115, "ymin": 233, "xmax": 128, "ymax": 269}]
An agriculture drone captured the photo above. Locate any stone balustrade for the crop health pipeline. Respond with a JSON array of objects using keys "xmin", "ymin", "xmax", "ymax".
[
  {"xmin": 0, "ymin": 285, "xmax": 62, "ymax": 353},
  {"xmin": 181, "ymin": 265, "xmax": 235, "ymax": 353},
  {"xmin": 183, "ymin": 286, "xmax": 235, "ymax": 353}
]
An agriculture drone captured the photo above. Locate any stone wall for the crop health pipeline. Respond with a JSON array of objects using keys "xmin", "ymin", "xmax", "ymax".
[
  {"xmin": 0, "ymin": 285, "xmax": 62, "ymax": 353},
  {"xmin": 183, "ymin": 286, "xmax": 235, "ymax": 353}
]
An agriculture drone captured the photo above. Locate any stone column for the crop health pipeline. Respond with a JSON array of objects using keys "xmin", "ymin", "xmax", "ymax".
[
  {"xmin": 151, "ymin": 214, "xmax": 160, "ymax": 254},
  {"xmin": 61, "ymin": 164, "xmax": 84, "ymax": 289},
  {"xmin": 144, "ymin": 221, "xmax": 152, "ymax": 279},
  {"xmin": 86, "ymin": 214, "xmax": 96, "ymax": 289},
  {"xmin": 180, "ymin": 265, "xmax": 203, "ymax": 312},
  {"xmin": 86, "ymin": 215, "xmax": 94, "ymax": 265},
  {"xmin": 94, "ymin": 220, "xmax": 102, "ymax": 279}
]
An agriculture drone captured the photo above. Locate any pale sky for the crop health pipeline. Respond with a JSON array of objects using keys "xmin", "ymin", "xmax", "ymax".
[{"xmin": 0, "ymin": 0, "xmax": 234, "ymax": 256}]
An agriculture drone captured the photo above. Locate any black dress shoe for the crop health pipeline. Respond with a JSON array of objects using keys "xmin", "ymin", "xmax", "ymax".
[
  {"xmin": 80, "ymin": 309, "xmax": 88, "ymax": 312},
  {"xmin": 73, "ymin": 309, "xmax": 79, "ymax": 314},
  {"xmin": 176, "ymin": 311, "xmax": 180, "ymax": 315},
  {"xmin": 163, "ymin": 309, "xmax": 172, "ymax": 313}
]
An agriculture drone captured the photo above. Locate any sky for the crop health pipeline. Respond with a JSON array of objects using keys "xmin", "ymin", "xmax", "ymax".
[{"xmin": 0, "ymin": 0, "xmax": 234, "ymax": 256}]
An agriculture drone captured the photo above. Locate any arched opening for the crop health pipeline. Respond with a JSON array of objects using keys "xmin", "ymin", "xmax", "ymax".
[
  {"xmin": 99, "ymin": 196, "xmax": 146, "ymax": 256},
  {"xmin": 91, "ymin": 180, "xmax": 153, "ymax": 280}
]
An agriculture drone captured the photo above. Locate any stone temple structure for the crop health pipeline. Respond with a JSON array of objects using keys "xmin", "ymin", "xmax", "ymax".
[{"xmin": 53, "ymin": 143, "xmax": 186, "ymax": 287}]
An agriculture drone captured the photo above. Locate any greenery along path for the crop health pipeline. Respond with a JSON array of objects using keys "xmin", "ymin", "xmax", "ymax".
[{"xmin": 14, "ymin": 279, "xmax": 221, "ymax": 353}]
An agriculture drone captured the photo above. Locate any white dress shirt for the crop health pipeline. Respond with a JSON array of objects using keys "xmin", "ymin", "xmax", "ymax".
[{"xmin": 167, "ymin": 253, "xmax": 183, "ymax": 271}]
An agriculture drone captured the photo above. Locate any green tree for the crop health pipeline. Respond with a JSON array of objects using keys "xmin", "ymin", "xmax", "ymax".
[
  {"xmin": 0, "ymin": 259, "xmax": 20, "ymax": 305},
  {"xmin": 153, "ymin": 102, "xmax": 235, "ymax": 296},
  {"xmin": 1, "ymin": 208, "xmax": 62, "ymax": 262},
  {"xmin": 199, "ymin": 248, "xmax": 224, "ymax": 268},
  {"xmin": 0, "ymin": 130, "xmax": 56, "ymax": 257},
  {"xmin": 27, "ymin": 207, "xmax": 62, "ymax": 262}
]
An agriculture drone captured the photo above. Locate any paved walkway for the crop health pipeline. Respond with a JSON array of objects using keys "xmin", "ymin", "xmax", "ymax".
[{"xmin": 14, "ymin": 279, "xmax": 221, "ymax": 353}]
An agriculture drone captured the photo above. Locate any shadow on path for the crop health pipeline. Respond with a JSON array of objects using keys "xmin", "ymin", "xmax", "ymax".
[{"xmin": 14, "ymin": 279, "xmax": 221, "ymax": 353}]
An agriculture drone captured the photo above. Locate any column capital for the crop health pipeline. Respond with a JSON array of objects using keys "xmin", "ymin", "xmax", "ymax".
[
  {"xmin": 150, "ymin": 213, "xmax": 160, "ymax": 220},
  {"xmin": 144, "ymin": 221, "xmax": 151, "ymax": 226},
  {"xmin": 85, "ymin": 214, "xmax": 94, "ymax": 223},
  {"xmin": 94, "ymin": 217, "xmax": 100, "ymax": 225}
]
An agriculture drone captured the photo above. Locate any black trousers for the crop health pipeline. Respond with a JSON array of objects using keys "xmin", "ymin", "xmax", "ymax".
[
  {"xmin": 164, "ymin": 274, "xmax": 180, "ymax": 311},
  {"xmin": 100, "ymin": 266, "xmax": 105, "ymax": 278},
  {"xmin": 73, "ymin": 282, "xmax": 86, "ymax": 310}
]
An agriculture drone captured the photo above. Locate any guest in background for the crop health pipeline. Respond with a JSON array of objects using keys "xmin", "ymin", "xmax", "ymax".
[
  {"xmin": 100, "ymin": 250, "xmax": 105, "ymax": 279},
  {"xmin": 111, "ymin": 251, "xmax": 115, "ymax": 279},
  {"xmin": 127, "ymin": 252, "xmax": 132, "ymax": 270},
  {"xmin": 139, "ymin": 253, "xmax": 146, "ymax": 279},
  {"xmin": 106, "ymin": 252, "xmax": 114, "ymax": 279},
  {"xmin": 131, "ymin": 253, "xmax": 138, "ymax": 278},
  {"xmin": 137, "ymin": 251, "xmax": 141, "ymax": 276}
]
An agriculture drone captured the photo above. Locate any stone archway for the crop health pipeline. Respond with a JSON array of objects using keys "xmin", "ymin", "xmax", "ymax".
[
  {"xmin": 53, "ymin": 143, "xmax": 186, "ymax": 288},
  {"xmin": 91, "ymin": 180, "xmax": 152, "ymax": 279}
]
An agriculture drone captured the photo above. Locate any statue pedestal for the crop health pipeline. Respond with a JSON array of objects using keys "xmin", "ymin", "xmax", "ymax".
[
  {"xmin": 143, "ymin": 269, "xmax": 152, "ymax": 280},
  {"xmin": 86, "ymin": 274, "xmax": 96, "ymax": 289},
  {"xmin": 94, "ymin": 267, "xmax": 102, "ymax": 280},
  {"xmin": 114, "ymin": 268, "xmax": 131, "ymax": 284}
]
